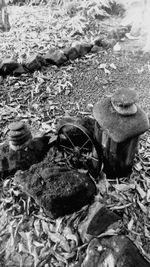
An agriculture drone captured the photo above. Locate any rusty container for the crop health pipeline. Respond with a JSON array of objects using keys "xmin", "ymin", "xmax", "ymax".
[{"xmin": 93, "ymin": 89, "xmax": 149, "ymax": 179}]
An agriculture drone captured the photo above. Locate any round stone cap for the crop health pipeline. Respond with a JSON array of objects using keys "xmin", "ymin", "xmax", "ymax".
[
  {"xmin": 111, "ymin": 88, "xmax": 138, "ymax": 107},
  {"xmin": 8, "ymin": 121, "xmax": 25, "ymax": 131}
]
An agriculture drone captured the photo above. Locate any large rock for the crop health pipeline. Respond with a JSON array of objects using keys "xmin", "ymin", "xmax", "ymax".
[
  {"xmin": 14, "ymin": 149, "xmax": 97, "ymax": 218},
  {"xmin": 82, "ymin": 236, "xmax": 150, "ymax": 267},
  {"xmin": 0, "ymin": 58, "xmax": 25, "ymax": 76},
  {"xmin": 63, "ymin": 47, "xmax": 79, "ymax": 60},
  {"xmin": 93, "ymin": 90, "xmax": 149, "ymax": 143},
  {"xmin": 78, "ymin": 202, "xmax": 121, "ymax": 242},
  {"xmin": 72, "ymin": 42, "xmax": 92, "ymax": 57},
  {"xmin": 44, "ymin": 49, "xmax": 67, "ymax": 66},
  {"xmin": 26, "ymin": 54, "xmax": 46, "ymax": 72},
  {"xmin": 93, "ymin": 36, "xmax": 116, "ymax": 49}
]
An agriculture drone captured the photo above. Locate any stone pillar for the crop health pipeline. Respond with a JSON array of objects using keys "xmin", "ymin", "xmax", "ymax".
[{"xmin": 93, "ymin": 88, "xmax": 149, "ymax": 179}]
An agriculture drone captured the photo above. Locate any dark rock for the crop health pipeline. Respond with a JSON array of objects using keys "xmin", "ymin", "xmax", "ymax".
[
  {"xmin": 94, "ymin": 37, "xmax": 116, "ymax": 49},
  {"xmin": 100, "ymin": 38, "xmax": 116, "ymax": 49},
  {"xmin": 71, "ymin": 30, "xmax": 83, "ymax": 37},
  {"xmin": 13, "ymin": 64, "xmax": 26, "ymax": 76},
  {"xmin": 82, "ymin": 236, "xmax": 150, "ymax": 267},
  {"xmin": 91, "ymin": 45, "xmax": 102, "ymax": 53},
  {"xmin": 72, "ymin": 42, "xmax": 92, "ymax": 57},
  {"xmin": 87, "ymin": 206, "xmax": 121, "ymax": 236},
  {"xmin": 44, "ymin": 50, "xmax": 67, "ymax": 66},
  {"xmin": 26, "ymin": 54, "xmax": 46, "ymax": 72},
  {"xmin": 109, "ymin": 26, "xmax": 130, "ymax": 40},
  {"xmin": 94, "ymin": 14, "xmax": 109, "ymax": 20},
  {"xmin": 78, "ymin": 202, "xmax": 121, "ymax": 242},
  {"xmin": 14, "ymin": 153, "xmax": 97, "ymax": 218},
  {"xmin": 63, "ymin": 47, "xmax": 79, "ymax": 60},
  {"xmin": 0, "ymin": 58, "xmax": 21, "ymax": 76},
  {"xmin": 94, "ymin": 37, "xmax": 105, "ymax": 46}
]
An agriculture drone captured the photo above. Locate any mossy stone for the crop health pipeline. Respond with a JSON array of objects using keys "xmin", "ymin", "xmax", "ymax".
[
  {"xmin": 93, "ymin": 97, "xmax": 149, "ymax": 143},
  {"xmin": 111, "ymin": 88, "xmax": 138, "ymax": 107}
]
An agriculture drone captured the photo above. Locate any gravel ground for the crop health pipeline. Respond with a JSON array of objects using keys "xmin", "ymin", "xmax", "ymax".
[{"xmin": 50, "ymin": 47, "xmax": 150, "ymax": 117}]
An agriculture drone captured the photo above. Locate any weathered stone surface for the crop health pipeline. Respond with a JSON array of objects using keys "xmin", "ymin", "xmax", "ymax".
[
  {"xmin": 93, "ymin": 97, "xmax": 149, "ymax": 143},
  {"xmin": 26, "ymin": 54, "xmax": 46, "ymax": 72},
  {"xmin": 94, "ymin": 36, "xmax": 116, "ymax": 49},
  {"xmin": 111, "ymin": 88, "xmax": 138, "ymax": 107},
  {"xmin": 13, "ymin": 64, "xmax": 26, "ymax": 76},
  {"xmin": 82, "ymin": 236, "xmax": 150, "ymax": 267},
  {"xmin": 0, "ymin": 134, "xmax": 51, "ymax": 179},
  {"xmin": 87, "ymin": 206, "xmax": 121, "ymax": 236},
  {"xmin": 91, "ymin": 45, "xmax": 102, "ymax": 53},
  {"xmin": 72, "ymin": 42, "xmax": 92, "ymax": 57},
  {"xmin": 78, "ymin": 202, "xmax": 121, "ymax": 242},
  {"xmin": 100, "ymin": 38, "xmax": 116, "ymax": 49},
  {"xmin": 108, "ymin": 26, "xmax": 130, "ymax": 40},
  {"xmin": 14, "ymin": 152, "xmax": 97, "ymax": 218},
  {"xmin": 0, "ymin": 58, "xmax": 22, "ymax": 76},
  {"xmin": 112, "ymin": 103, "xmax": 137, "ymax": 116},
  {"xmin": 44, "ymin": 50, "xmax": 67, "ymax": 66},
  {"xmin": 94, "ymin": 36, "xmax": 105, "ymax": 46},
  {"xmin": 63, "ymin": 47, "xmax": 79, "ymax": 60}
]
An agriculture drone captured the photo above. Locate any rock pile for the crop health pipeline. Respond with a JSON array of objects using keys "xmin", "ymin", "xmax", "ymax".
[{"xmin": 0, "ymin": 26, "xmax": 130, "ymax": 76}]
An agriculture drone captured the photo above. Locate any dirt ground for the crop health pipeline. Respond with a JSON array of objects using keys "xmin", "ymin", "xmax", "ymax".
[
  {"xmin": 53, "ymin": 45, "xmax": 150, "ymax": 115},
  {"xmin": 0, "ymin": 4, "xmax": 150, "ymax": 266}
]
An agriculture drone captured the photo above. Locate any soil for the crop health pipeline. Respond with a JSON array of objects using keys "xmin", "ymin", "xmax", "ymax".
[
  {"xmin": 51, "ymin": 46, "xmax": 150, "ymax": 116},
  {"xmin": 0, "ymin": 5, "xmax": 150, "ymax": 266}
]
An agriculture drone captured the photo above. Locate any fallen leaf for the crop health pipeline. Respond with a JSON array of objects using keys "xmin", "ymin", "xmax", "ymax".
[
  {"xmin": 113, "ymin": 43, "xmax": 121, "ymax": 51},
  {"xmin": 109, "ymin": 63, "xmax": 116, "ymax": 69},
  {"xmin": 113, "ymin": 183, "xmax": 135, "ymax": 192}
]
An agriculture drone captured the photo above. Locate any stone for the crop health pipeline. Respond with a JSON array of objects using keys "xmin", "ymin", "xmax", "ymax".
[
  {"xmin": 14, "ymin": 152, "xmax": 97, "ymax": 218},
  {"xmin": 0, "ymin": 58, "xmax": 21, "ymax": 76},
  {"xmin": 72, "ymin": 42, "xmax": 92, "ymax": 57},
  {"xmin": 63, "ymin": 47, "xmax": 79, "ymax": 60},
  {"xmin": 93, "ymin": 97, "xmax": 149, "ymax": 143},
  {"xmin": 8, "ymin": 121, "xmax": 25, "ymax": 131},
  {"xmin": 94, "ymin": 36, "xmax": 105, "ymax": 46},
  {"xmin": 91, "ymin": 45, "xmax": 102, "ymax": 53},
  {"xmin": 111, "ymin": 88, "xmax": 138, "ymax": 107},
  {"xmin": 13, "ymin": 64, "xmax": 26, "ymax": 76},
  {"xmin": 78, "ymin": 202, "xmax": 121, "ymax": 242},
  {"xmin": 26, "ymin": 54, "xmax": 46, "ymax": 72},
  {"xmin": 0, "ymin": 128, "xmax": 51, "ymax": 179},
  {"xmin": 44, "ymin": 50, "xmax": 67, "ymax": 66},
  {"xmin": 93, "ymin": 89, "xmax": 149, "ymax": 178},
  {"xmin": 111, "ymin": 102, "xmax": 137, "ymax": 116},
  {"xmin": 82, "ymin": 236, "xmax": 150, "ymax": 267},
  {"xmin": 94, "ymin": 36, "xmax": 116, "ymax": 49},
  {"xmin": 100, "ymin": 38, "xmax": 116, "ymax": 49},
  {"xmin": 108, "ymin": 26, "xmax": 130, "ymax": 40},
  {"xmin": 87, "ymin": 206, "xmax": 121, "ymax": 236}
]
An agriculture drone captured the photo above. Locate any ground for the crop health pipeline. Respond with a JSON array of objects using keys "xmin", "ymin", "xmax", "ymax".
[{"xmin": 0, "ymin": 2, "xmax": 150, "ymax": 267}]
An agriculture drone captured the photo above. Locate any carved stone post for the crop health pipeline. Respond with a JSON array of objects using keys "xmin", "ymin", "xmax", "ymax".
[{"xmin": 93, "ymin": 89, "xmax": 149, "ymax": 179}]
